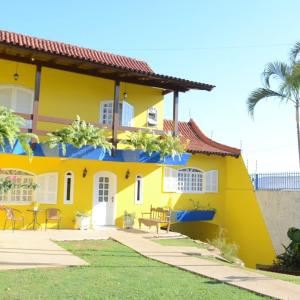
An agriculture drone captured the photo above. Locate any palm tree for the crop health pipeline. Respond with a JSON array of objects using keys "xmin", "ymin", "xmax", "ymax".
[{"xmin": 247, "ymin": 61, "xmax": 300, "ymax": 167}]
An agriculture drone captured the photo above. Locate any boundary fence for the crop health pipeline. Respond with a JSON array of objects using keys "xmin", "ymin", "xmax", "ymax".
[{"xmin": 250, "ymin": 172, "xmax": 300, "ymax": 190}]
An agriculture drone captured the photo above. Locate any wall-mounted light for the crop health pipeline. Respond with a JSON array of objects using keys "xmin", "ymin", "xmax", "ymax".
[
  {"xmin": 125, "ymin": 169, "xmax": 130, "ymax": 179},
  {"xmin": 82, "ymin": 168, "xmax": 88, "ymax": 178},
  {"xmin": 123, "ymin": 82, "xmax": 128, "ymax": 100},
  {"xmin": 13, "ymin": 63, "xmax": 19, "ymax": 81}
]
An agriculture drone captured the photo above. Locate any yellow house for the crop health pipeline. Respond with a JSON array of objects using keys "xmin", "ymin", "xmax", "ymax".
[{"xmin": 0, "ymin": 29, "xmax": 275, "ymax": 267}]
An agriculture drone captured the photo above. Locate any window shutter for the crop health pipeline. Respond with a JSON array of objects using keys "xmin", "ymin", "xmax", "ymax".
[
  {"xmin": 15, "ymin": 89, "xmax": 33, "ymax": 114},
  {"xmin": 205, "ymin": 170, "xmax": 218, "ymax": 193},
  {"xmin": 164, "ymin": 167, "xmax": 178, "ymax": 192},
  {"xmin": 36, "ymin": 173, "xmax": 58, "ymax": 204},
  {"xmin": 122, "ymin": 101, "xmax": 134, "ymax": 127},
  {"xmin": 0, "ymin": 87, "xmax": 13, "ymax": 108}
]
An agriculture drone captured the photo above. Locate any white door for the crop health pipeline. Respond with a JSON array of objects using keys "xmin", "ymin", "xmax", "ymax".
[{"xmin": 93, "ymin": 171, "xmax": 116, "ymax": 227}]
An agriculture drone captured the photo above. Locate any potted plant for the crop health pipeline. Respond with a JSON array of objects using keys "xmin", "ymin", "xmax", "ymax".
[
  {"xmin": 75, "ymin": 211, "xmax": 91, "ymax": 230},
  {"xmin": 0, "ymin": 105, "xmax": 38, "ymax": 159},
  {"xmin": 121, "ymin": 130, "xmax": 160, "ymax": 162},
  {"xmin": 46, "ymin": 116, "xmax": 113, "ymax": 160},
  {"xmin": 158, "ymin": 133, "xmax": 190, "ymax": 164},
  {"xmin": 123, "ymin": 210, "xmax": 135, "ymax": 229}
]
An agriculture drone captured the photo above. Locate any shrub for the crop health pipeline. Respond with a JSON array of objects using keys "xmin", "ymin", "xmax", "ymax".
[
  {"xmin": 122, "ymin": 130, "xmax": 160, "ymax": 155},
  {"xmin": 208, "ymin": 227, "xmax": 239, "ymax": 263},
  {"xmin": 275, "ymin": 227, "xmax": 300, "ymax": 269},
  {"xmin": 47, "ymin": 116, "xmax": 113, "ymax": 156},
  {"xmin": 0, "ymin": 105, "xmax": 38, "ymax": 159}
]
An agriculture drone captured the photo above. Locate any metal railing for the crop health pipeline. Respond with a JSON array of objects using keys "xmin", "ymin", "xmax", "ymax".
[{"xmin": 250, "ymin": 172, "xmax": 300, "ymax": 191}]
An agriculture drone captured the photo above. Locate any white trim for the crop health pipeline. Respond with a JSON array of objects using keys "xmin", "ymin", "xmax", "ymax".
[
  {"xmin": 205, "ymin": 170, "xmax": 218, "ymax": 193},
  {"xmin": 134, "ymin": 174, "xmax": 143, "ymax": 204},
  {"xmin": 0, "ymin": 84, "xmax": 34, "ymax": 128},
  {"xmin": 36, "ymin": 172, "xmax": 58, "ymax": 204},
  {"xmin": 0, "ymin": 169, "xmax": 35, "ymax": 205},
  {"xmin": 177, "ymin": 167, "xmax": 205, "ymax": 194},
  {"xmin": 163, "ymin": 167, "xmax": 178, "ymax": 192},
  {"xmin": 92, "ymin": 171, "xmax": 117, "ymax": 227},
  {"xmin": 99, "ymin": 100, "xmax": 114, "ymax": 125},
  {"xmin": 64, "ymin": 171, "xmax": 74, "ymax": 204}
]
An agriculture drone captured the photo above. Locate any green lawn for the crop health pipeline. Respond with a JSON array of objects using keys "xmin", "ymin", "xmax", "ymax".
[
  {"xmin": 0, "ymin": 239, "xmax": 269, "ymax": 300},
  {"xmin": 153, "ymin": 238, "xmax": 300, "ymax": 286}
]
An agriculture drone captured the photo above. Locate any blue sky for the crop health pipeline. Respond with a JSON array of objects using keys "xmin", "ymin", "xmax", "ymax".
[{"xmin": 1, "ymin": 0, "xmax": 300, "ymax": 172}]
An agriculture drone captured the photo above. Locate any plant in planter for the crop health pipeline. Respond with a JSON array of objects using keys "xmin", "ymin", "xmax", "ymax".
[
  {"xmin": 122, "ymin": 130, "xmax": 160, "ymax": 155},
  {"xmin": 75, "ymin": 211, "xmax": 91, "ymax": 230},
  {"xmin": 0, "ymin": 106, "xmax": 38, "ymax": 159},
  {"xmin": 158, "ymin": 133, "xmax": 187, "ymax": 160},
  {"xmin": 46, "ymin": 116, "xmax": 113, "ymax": 157},
  {"xmin": 275, "ymin": 227, "xmax": 300, "ymax": 270},
  {"xmin": 123, "ymin": 210, "xmax": 135, "ymax": 229}
]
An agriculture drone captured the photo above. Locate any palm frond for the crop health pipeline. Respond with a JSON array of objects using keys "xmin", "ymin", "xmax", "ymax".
[
  {"xmin": 290, "ymin": 41, "xmax": 300, "ymax": 62},
  {"xmin": 262, "ymin": 61, "xmax": 290, "ymax": 88},
  {"xmin": 247, "ymin": 88, "xmax": 287, "ymax": 116}
]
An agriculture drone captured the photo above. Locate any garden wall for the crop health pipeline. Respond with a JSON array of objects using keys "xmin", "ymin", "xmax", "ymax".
[{"xmin": 256, "ymin": 191, "xmax": 300, "ymax": 255}]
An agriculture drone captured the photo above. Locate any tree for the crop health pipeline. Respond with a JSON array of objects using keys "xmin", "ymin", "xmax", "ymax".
[{"xmin": 247, "ymin": 61, "xmax": 300, "ymax": 167}]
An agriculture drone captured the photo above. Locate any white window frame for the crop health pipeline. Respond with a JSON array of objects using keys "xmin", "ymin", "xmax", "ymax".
[
  {"xmin": 134, "ymin": 175, "xmax": 143, "ymax": 204},
  {"xmin": 0, "ymin": 84, "xmax": 34, "ymax": 128},
  {"xmin": 0, "ymin": 169, "xmax": 35, "ymax": 205},
  {"xmin": 177, "ymin": 167, "xmax": 205, "ymax": 194},
  {"xmin": 99, "ymin": 100, "xmax": 114, "ymax": 126},
  {"xmin": 99, "ymin": 100, "xmax": 134, "ymax": 127},
  {"xmin": 64, "ymin": 171, "xmax": 74, "ymax": 204}
]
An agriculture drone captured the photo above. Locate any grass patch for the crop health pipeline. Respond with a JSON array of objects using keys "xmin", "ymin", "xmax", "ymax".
[
  {"xmin": 0, "ymin": 239, "xmax": 269, "ymax": 299},
  {"xmin": 153, "ymin": 237, "xmax": 209, "ymax": 249}
]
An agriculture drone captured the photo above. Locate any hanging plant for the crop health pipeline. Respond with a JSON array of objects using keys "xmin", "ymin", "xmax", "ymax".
[
  {"xmin": 0, "ymin": 106, "xmax": 38, "ymax": 159},
  {"xmin": 158, "ymin": 133, "xmax": 187, "ymax": 160},
  {"xmin": 122, "ymin": 130, "xmax": 160, "ymax": 155},
  {"xmin": 46, "ymin": 115, "xmax": 113, "ymax": 156},
  {"xmin": 0, "ymin": 177, "xmax": 38, "ymax": 194}
]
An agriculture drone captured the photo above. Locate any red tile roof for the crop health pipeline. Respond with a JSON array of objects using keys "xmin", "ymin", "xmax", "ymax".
[
  {"xmin": 164, "ymin": 119, "xmax": 240, "ymax": 157},
  {"xmin": 0, "ymin": 30, "xmax": 154, "ymax": 73},
  {"xmin": 0, "ymin": 30, "xmax": 215, "ymax": 92}
]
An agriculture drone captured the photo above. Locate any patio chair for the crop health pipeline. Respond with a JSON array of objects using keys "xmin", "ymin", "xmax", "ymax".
[
  {"xmin": 3, "ymin": 207, "xmax": 24, "ymax": 230},
  {"xmin": 45, "ymin": 208, "xmax": 62, "ymax": 230}
]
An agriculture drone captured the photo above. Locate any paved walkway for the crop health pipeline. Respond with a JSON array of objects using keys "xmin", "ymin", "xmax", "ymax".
[
  {"xmin": 0, "ymin": 229, "xmax": 111, "ymax": 270},
  {"xmin": 111, "ymin": 229, "xmax": 300, "ymax": 300},
  {"xmin": 1, "ymin": 228, "xmax": 300, "ymax": 299}
]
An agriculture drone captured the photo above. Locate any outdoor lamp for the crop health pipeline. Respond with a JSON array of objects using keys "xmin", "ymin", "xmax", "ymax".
[
  {"xmin": 13, "ymin": 72, "xmax": 19, "ymax": 81},
  {"xmin": 82, "ymin": 168, "xmax": 88, "ymax": 178}
]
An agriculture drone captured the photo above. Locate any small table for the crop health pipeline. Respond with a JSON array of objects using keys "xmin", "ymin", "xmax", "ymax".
[{"xmin": 27, "ymin": 209, "xmax": 44, "ymax": 230}]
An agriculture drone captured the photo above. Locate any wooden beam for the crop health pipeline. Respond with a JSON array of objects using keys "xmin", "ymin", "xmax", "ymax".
[
  {"xmin": 32, "ymin": 65, "xmax": 42, "ymax": 132},
  {"xmin": 173, "ymin": 91, "xmax": 179, "ymax": 136},
  {"xmin": 112, "ymin": 80, "xmax": 120, "ymax": 148},
  {"xmin": 14, "ymin": 112, "xmax": 33, "ymax": 120},
  {"xmin": 0, "ymin": 50, "xmax": 193, "ymax": 92},
  {"xmin": 162, "ymin": 89, "xmax": 172, "ymax": 95}
]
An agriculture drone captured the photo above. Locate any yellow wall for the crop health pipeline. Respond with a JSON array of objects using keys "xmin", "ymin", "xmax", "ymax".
[
  {"xmin": 223, "ymin": 156, "xmax": 276, "ymax": 267},
  {"xmin": 0, "ymin": 152, "xmax": 276, "ymax": 267},
  {"xmin": 0, "ymin": 59, "xmax": 164, "ymax": 135}
]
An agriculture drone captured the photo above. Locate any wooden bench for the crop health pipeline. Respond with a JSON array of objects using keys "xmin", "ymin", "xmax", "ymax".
[{"xmin": 138, "ymin": 206, "xmax": 171, "ymax": 234}]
